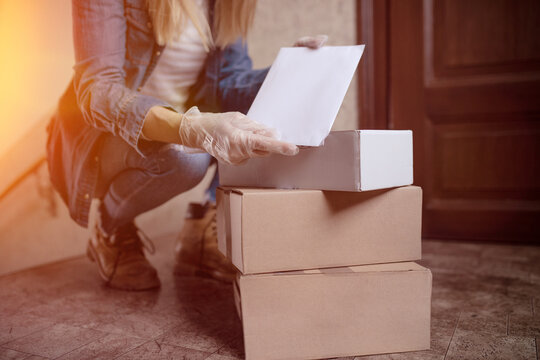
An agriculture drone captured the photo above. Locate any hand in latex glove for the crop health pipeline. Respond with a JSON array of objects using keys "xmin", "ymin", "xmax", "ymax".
[
  {"xmin": 178, "ymin": 106, "xmax": 299, "ymax": 165},
  {"xmin": 294, "ymin": 34, "xmax": 328, "ymax": 49}
]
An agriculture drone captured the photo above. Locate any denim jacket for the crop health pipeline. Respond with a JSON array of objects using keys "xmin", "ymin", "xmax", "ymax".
[{"xmin": 46, "ymin": 0, "xmax": 268, "ymax": 227}]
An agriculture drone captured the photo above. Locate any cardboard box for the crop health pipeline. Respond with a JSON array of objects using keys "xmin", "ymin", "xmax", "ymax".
[
  {"xmin": 217, "ymin": 186, "xmax": 422, "ymax": 274},
  {"xmin": 234, "ymin": 262, "xmax": 432, "ymax": 360},
  {"xmin": 218, "ymin": 130, "xmax": 413, "ymax": 192}
]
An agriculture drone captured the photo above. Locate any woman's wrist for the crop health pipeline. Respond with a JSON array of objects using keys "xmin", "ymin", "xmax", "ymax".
[{"xmin": 142, "ymin": 106, "xmax": 183, "ymax": 144}]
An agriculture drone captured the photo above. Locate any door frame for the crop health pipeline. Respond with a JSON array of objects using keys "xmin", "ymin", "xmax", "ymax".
[{"xmin": 357, "ymin": 0, "xmax": 390, "ymax": 130}]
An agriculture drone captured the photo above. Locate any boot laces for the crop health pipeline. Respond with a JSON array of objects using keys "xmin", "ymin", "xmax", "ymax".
[
  {"xmin": 137, "ymin": 227, "xmax": 156, "ymax": 254},
  {"xmin": 110, "ymin": 223, "xmax": 155, "ymax": 255}
]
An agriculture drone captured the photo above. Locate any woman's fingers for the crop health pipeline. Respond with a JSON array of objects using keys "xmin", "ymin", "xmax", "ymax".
[
  {"xmin": 249, "ymin": 134, "xmax": 299, "ymax": 156},
  {"xmin": 233, "ymin": 116, "xmax": 278, "ymax": 138},
  {"xmin": 252, "ymin": 127, "xmax": 278, "ymax": 138},
  {"xmin": 294, "ymin": 34, "xmax": 328, "ymax": 49},
  {"xmin": 224, "ymin": 113, "xmax": 298, "ymax": 163},
  {"xmin": 224, "ymin": 134, "xmax": 296, "ymax": 166}
]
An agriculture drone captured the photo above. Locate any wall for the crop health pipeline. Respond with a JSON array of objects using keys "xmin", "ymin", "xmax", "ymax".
[
  {"xmin": 248, "ymin": 0, "xmax": 358, "ymax": 130},
  {"xmin": 0, "ymin": 0, "xmax": 74, "ymax": 157}
]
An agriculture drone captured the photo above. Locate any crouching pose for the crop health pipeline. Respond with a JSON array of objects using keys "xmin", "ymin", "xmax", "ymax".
[{"xmin": 47, "ymin": 0, "xmax": 326, "ymax": 290}]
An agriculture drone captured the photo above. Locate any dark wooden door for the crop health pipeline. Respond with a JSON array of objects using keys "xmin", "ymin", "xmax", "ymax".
[{"xmin": 358, "ymin": 0, "xmax": 540, "ymax": 242}]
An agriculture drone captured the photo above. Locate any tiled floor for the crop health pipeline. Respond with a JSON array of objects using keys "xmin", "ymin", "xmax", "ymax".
[{"xmin": 1, "ymin": 238, "xmax": 539, "ymax": 360}]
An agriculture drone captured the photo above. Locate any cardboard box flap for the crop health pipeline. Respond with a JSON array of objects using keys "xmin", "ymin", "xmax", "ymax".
[
  {"xmin": 230, "ymin": 188, "xmax": 321, "ymax": 196},
  {"xmin": 246, "ymin": 262, "xmax": 428, "ymax": 278}
]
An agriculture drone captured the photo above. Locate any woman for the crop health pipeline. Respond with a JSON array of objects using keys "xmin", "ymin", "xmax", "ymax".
[{"xmin": 47, "ymin": 0, "xmax": 326, "ymax": 291}]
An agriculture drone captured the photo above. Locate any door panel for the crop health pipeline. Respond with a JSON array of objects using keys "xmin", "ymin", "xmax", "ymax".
[
  {"xmin": 432, "ymin": 0, "xmax": 540, "ymax": 75},
  {"xmin": 433, "ymin": 121, "xmax": 540, "ymax": 195},
  {"xmin": 358, "ymin": 0, "xmax": 540, "ymax": 242}
]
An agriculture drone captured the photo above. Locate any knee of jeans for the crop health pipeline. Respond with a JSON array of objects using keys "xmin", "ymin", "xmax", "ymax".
[{"xmin": 155, "ymin": 144, "xmax": 211, "ymax": 188}]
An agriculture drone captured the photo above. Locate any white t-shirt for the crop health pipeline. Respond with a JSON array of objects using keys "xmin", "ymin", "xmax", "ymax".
[{"xmin": 141, "ymin": 2, "xmax": 208, "ymax": 113}]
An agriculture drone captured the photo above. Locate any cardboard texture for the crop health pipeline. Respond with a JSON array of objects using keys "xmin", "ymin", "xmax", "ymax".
[
  {"xmin": 217, "ymin": 186, "xmax": 422, "ymax": 274},
  {"xmin": 235, "ymin": 262, "xmax": 432, "ymax": 360},
  {"xmin": 218, "ymin": 130, "xmax": 413, "ymax": 192}
]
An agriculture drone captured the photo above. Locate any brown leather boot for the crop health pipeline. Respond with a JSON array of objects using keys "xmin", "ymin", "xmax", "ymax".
[
  {"xmin": 174, "ymin": 202, "xmax": 237, "ymax": 283},
  {"xmin": 87, "ymin": 204, "xmax": 160, "ymax": 291}
]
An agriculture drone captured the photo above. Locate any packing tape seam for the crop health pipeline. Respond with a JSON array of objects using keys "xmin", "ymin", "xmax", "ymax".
[{"xmin": 244, "ymin": 270, "xmax": 423, "ymax": 279}]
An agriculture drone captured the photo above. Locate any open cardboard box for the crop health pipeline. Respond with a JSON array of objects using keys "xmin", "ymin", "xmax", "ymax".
[
  {"xmin": 217, "ymin": 185, "xmax": 422, "ymax": 274},
  {"xmin": 234, "ymin": 262, "xmax": 432, "ymax": 360},
  {"xmin": 221, "ymin": 46, "xmax": 413, "ymax": 192},
  {"xmin": 218, "ymin": 130, "xmax": 413, "ymax": 192}
]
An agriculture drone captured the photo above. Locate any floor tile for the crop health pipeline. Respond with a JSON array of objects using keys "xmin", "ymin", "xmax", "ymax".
[
  {"xmin": 2, "ymin": 238, "xmax": 540, "ymax": 360},
  {"xmin": 2, "ymin": 324, "xmax": 105, "ymax": 359},
  {"xmin": 422, "ymin": 240, "xmax": 483, "ymax": 258},
  {"xmin": 445, "ymin": 328, "xmax": 536, "ymax": 360},
  {"xmin": 431, "ymin": 285, "xmax": 532, "ymax": 316},
  {"xmin": 474, "ymin": 258, "xmax": 532, "ymax": 282},
  {"xmin": 0, "ymin": 347, "xmax": 33, "ymax": 360},
  {"xmin": 508, "ymin": 313, "xmax": 540, "ymax": 337},
  {"xmin": 115, "ymin": 340, "xmax": 210, "ymax": 360},
  {"xmin": 530, "ymin": 264, "xmax": 540, "ymax": 285},
  {"xmin": 457, "ymin": 312, "xmax": 507, "ymax": 336},
  {"xmin": 22, "ymin": 292, "xmax": 180, "ymax": 339},
  {"xmin": 428, "ymin": 311, "xmax": 459, "ymax": 358},
  {"xmin": 480, "ymin": 243, "xmax": 540, "ymax": 264},
  {"xmin": 422, "ymin": 252, "xmax": 532, "ymax": 283},
  {"xmin": 432, "ymin": 272, "xmax": 508, "ymax": 294},
  {"xmin": 507, "ymin": 279, "xmax": 540, "ymax": 299},
  {"xmin": 0, "ymin": 289, "xmax": 48, "ymax": 319},
  {"xmin": 214, "ymin": 334, "xmax": 244, "ymax": 359},
  {"xmin": 204, "ymin": 354, "xmax": 240, "ymax": 360},
  {"xmin": 418, "ymin": 253, "xmax": 479, "ymax": 275},
  {"xmin": 156, "ymin": 311, "xmax": 240, "ymax": 353},
  {"xmin": 354, "ymin": 349, "xmax": 443, "ymax": 360},
  {"xmin": 0, "ymin": 313, "xmax": 55, "ymax": 345},
  {"xmin": 55, "ymin": 332, "xmax": 146, "ymax": 360},
  {"xmin": 78, "ymin": 309, "xmax": 180, "ymax": 339}
]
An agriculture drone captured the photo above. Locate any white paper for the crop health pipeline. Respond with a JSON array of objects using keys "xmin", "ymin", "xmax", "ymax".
[{"xmin": 247, "ymin": 45, "xmax": 365, "ymax": 146}]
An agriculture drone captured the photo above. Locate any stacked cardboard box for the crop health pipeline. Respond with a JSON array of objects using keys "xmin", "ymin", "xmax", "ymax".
[{"xmin": 217, "ymin": 130, "xmax": 432, "ymax": 360}]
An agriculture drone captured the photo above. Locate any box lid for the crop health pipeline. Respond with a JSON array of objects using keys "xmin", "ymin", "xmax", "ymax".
[
  {"xmin": 242, "ymin": 262, "xmax": 429, "ymax": 278},
  {"xmin": 229, "ymin": 188, "xmax": 320, "ymax": 196}
]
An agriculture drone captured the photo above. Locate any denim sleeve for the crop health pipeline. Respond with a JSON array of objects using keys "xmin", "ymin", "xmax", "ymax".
[
  {"xmin": 71, "ymin": 0, "xmax": 169, "ymax": 155},
  {"xmin": 218, "ymin": 39, "xmax": 269, "ymax": 114}
]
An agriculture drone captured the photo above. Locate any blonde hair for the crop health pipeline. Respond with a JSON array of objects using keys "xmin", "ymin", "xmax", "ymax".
[{"xmin": 146, "ymin": 0, "xmax": 257, "ymax": 50}]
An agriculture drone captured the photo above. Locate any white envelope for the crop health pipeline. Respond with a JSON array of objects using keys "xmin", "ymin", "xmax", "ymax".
[{"xmin": 247, "ymin": 45, "xmax": 365, "ymax": 146}]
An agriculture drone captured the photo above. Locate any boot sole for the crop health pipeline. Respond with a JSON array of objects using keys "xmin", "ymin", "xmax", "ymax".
[
  {"xmin": 174, "ymin": 261, "xmax": 236, "ymax": 283},
  {"xmin": 87, "ymin": 242, "xmax": 160, "ymax": 291}
]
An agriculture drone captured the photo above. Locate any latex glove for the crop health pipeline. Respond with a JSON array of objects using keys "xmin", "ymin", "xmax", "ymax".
[
  {"xmin": 293, "ymin": 34, "xmax": 328, "ymax": 49},
  {"xmin": 178, "ymin": 106, "xmax": 299, "ymax": 165}
]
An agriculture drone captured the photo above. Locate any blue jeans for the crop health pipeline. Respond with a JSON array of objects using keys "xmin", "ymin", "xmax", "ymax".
[{"xmin": 96, "ymin": 134, "xmax": 216, "ymax": 232}]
